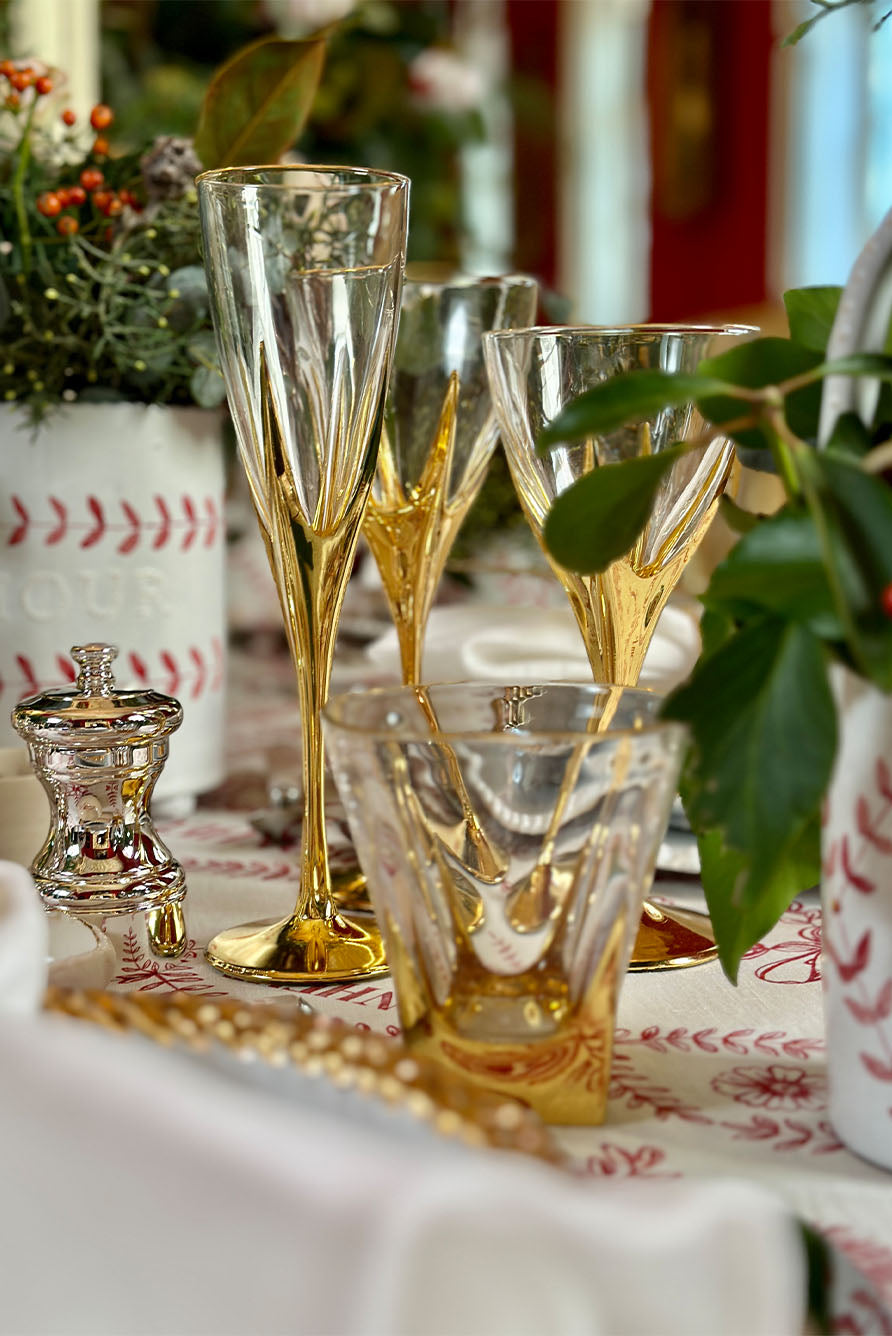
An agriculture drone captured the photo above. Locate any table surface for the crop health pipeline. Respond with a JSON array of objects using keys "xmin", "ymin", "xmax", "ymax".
[{"xmin": 100, "ymin": 647, "xmax": 892, "ymax": 1322}]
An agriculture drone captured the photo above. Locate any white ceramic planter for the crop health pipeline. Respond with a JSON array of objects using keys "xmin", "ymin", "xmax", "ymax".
[
  {"xmin": 822, "ymin": 667, "xmax": 892, "ymax": 1170},
  {"xmin": 0, "ymin": 403, "xmax": 225, "ymax": 804}
]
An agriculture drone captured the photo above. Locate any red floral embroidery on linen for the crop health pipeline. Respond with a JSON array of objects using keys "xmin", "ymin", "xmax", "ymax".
[
  {"xmin": 113, "ymin": 927, "xmax": 223, "ymax": 995},
  {"xmin": 711, "ymin": 1062, "xmax": 826, "ymax": 1111},
  {"xmin": 742, "ymin": 900, "xmax": 822, "ymax": 984},
  {"xmin": 825, "ymin": 1226, "xmax": 892, "ymax": 1310},
  {"xmin": 582, "ymin": 1143, "xmax": 680, "ymax": 1179},
  {"xmin": 614, "ymin": 1026, "xmax": 824, "ymax": 1060},
  {"xmin": 608, "ymin": 1052, "xmax": 712, "ymax": 1124},
  {"xmin": 179, "ymin": 855, "xmax": 294, "ymax": 881},
  {"xmin": 718, "ymin": 1114, "xmax": 841, "ymax": 1154}
]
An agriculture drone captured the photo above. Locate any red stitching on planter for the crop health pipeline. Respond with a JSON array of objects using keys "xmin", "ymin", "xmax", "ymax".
[
  {"xmin": 118, "ymin": 501, "xmax": 140, "ymax": 554},
  {"xmin": 181, "ymin": 496, "xmax": 198, "ymax": 551},
  {"xmin": 46, "ymin": 497, "xmax": 67, "ymax": 545},
  {"xmin": 8, "ymin": 496, "xmax": 28, "ymax": 545}
]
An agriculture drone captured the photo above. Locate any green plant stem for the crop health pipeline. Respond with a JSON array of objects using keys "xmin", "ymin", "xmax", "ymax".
[
  {"xmin": 12, "ymin": 100, "xmax": 37, "ymax": 278},
  {"xmin": 764, "ymin": 405, "xmax": 802, "ymax": 501},
  {"xmin": 795, "ymin": 443, "xmax": 866, "ymax": 674}
]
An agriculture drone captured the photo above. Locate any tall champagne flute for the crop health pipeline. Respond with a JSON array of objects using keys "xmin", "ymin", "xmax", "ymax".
[
  {"xmin": 364, "ymin": 273, "xmax": 538, "ymax": 685},
  {"xmin": 483, "ymin": 324, "xmax": 754, "ymax": 970},
  {"xmin": 199, "ymin": 166, "xmax": 408, "ymax": 983}
]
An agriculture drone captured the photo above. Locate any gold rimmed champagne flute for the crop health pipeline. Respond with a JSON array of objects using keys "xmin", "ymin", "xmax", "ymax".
[
  {"xmin": 483, "ymin": 323, "xmax": 755, "ymax": 970},
  {"xmin": 364, "ymin": 272, "xmax": 538, "ymax": 685},
  {"xmin": 198, "ymin": 165, "xmax": 408, "ymax": 983}
]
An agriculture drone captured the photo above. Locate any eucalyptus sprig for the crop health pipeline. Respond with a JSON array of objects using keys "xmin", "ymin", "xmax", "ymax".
[{"xmin": 538, "ymin": 288, "xmax": 892, "ymax": 980}]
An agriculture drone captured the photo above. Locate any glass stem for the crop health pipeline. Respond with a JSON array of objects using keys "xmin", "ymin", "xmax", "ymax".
[{"xmin": 289, "ymin": 523, "xmax": 350, "ymax": 923}]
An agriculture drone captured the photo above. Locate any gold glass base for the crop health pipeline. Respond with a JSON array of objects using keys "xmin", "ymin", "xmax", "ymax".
[
  {"xmin": 332, "ymin": 865, "xmax": 374, "ymax": 916},
  {"xmin": 205, "ymin": 911, "xmax": 387, "ymax": 984},
  {"xmin": 629, "ymin": 900, "xmax": 718, "ymax": 971}
]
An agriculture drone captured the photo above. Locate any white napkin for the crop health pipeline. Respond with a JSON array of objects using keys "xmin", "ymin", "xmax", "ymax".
[
  {"xmin": 0, "ymin": 1014, "xmax": 805, "ymax": 1336},
  {"xmin": 366, "ymin": 601, "xmax": 700, "ymax": 692},
  {"xmin": 0, "ymin": 860, "xmax": 47, "ymax": 1014}
]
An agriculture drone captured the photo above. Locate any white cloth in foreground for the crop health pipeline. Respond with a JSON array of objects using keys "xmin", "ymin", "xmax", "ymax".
[
  {"xmin": 0, "ymin": 1015, "xmax": 805, "ymax": 1336},
  {"xmin": 365, "ymin": 601, "xmax": 700, "ymax": 692}
]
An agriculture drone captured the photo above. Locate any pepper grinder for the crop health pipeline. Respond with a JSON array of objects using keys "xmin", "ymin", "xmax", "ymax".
[{"xmin": 11, "ymin": 642, "xmax": 189, "ymax": 958}]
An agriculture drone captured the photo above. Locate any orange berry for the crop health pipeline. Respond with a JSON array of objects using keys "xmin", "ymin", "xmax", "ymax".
[
  {"xmin": 882, "ymin": 583, "xmax": 892, "ymax": 620},
  {"xmin": 35, "ymin": 75, "xmax": 52, "ymax": 95},
  {"xmin": 37, "ymin": 192, "xmax": 62, "ymax": 218},
  {"xmin": 10, "ymin": 70, "xmax": 31, "ymax": 92},
  {"xmin": 61, "ymin": 107, "xmax": 77, "ymax": 126},
  {"xmin": 67, "ymin": 184, "xmax": 86, "ymax": 206},
  {"xmin": 0, "ymin": 61, "xmax": 15, "ymax": 78},
  {"xmin": 56, "ymin": 216, "xmax": 79, "ymax": 236},
  {"xmin": 80, "ymin": 167, "xmax": 103, "ymax": 191},
  {"xmin": 92, "ymin": 136, "xmax": 109, "ymax": 157},
  {"xmin": 91, "ymin": 189, "xmax": 112, "ymax": 212},
  {"xmin": 89, "ymin": 103, "xmax": 113, "ymax": 131},
  {"xmin": 104, "ymin": 197, "xmax": 122, "ymax": 217},
  {"xmin": 5, "ymin": 93, "xmax": 20, "ymax": 110}
]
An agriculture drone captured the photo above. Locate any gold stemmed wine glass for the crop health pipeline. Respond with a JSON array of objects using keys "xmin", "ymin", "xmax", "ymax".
[
  {"xmin": 363, "ymin": 272, "xmax": 538, "ymax": 685},
  {"xmin": 483, "ymin": 324, "xmax": 754, "ymax": 970},
  {"xmin": 198, "ymin": 166, "xmax": 408, "ymax": 983}
]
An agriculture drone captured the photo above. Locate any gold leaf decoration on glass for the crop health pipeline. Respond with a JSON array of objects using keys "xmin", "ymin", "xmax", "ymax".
[
  {"xmin": 324, "ymin": 682, "xmax": 686, "ymax": 1123},
  {"xmin": 483, "ymin": 325, "xmax": 754, "ymax": 970},
  {"xmin": 198, "ymin": 166, "xmax": 408, "ymax": 983},
  {"xmin": 364, "ymin": 274, "xmax": 538, "ymax": 685}
]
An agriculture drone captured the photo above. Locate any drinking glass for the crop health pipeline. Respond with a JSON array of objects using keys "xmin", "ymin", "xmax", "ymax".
[
  {"xmin": 483, "ymin": 324, "xmax": 753, "ymax": 969},
  {"xmin": 324, "ymin": 682, "xmax": 686, "ymax": 1123},
  {"xmin": 199, "ymin": 166, "xmax": 408, "ymax": 983},
  {"xmin": 363, "ymin": 273, "xmax": 538, "ymax": 685}
]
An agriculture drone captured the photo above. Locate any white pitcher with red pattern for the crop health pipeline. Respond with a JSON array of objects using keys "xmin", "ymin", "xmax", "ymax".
[
  {"xmin": 822, "ymin": 666, "xmax": 892, "ymax": 1171},
  {"xmin": 0, "ymin": 402, "xmax": 225, "ymax": 807}
]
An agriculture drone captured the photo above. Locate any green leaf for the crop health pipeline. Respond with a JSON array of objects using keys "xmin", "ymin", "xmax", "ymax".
[
  {"xmin": 783, "ymin": 286, "xmax": 841, "ymax": 352},
  {"xmin": 542, "ymin": 444, "xmax": 687, "ymax": 574},
  {"xmin": 825, "ymin": 410, "xmax": 872, "ymax": 458},
  {"xmin": 536, "ymin": 370, "xmax": 735, "ymax": 450},
  {"xmin": 194, "ymin": 35, "xmax": 327, "ymax": 170},
  {"xmin": 697, "ymin": 815, "xmax": 820, "ymax": 981},
  {"xmin": 705, "ymin": 507, "xmax": 847, "ymax": 638},
  {"xmin": 804, "ymin": 450, "xmax": 892, "ymax": 689},
  {"xmin": 698, "ymin": 336, "xmax": 823, "ymax": 448},
  {"xmin": 663, "ymin": 617, "xmax": 836, "ymax": 877},
  {"xmin": 699, "ymin": 606, "xmax": 736, "ymax": 661}
]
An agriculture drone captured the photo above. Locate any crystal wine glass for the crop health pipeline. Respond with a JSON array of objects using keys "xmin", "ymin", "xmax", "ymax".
[
  {"xmin": 483, "ymin": 324, "xmax": 753, "ymax": 970},
  {"xmin": 199, "ymin": 166, "xmax": 408, "ymax": 983},
  {"xmin": 363, "ymin": 273, "xmax": 538, "ymax": 684}
]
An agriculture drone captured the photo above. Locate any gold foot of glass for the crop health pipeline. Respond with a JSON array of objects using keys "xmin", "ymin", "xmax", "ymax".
[
  {"xmin": 331, "ymin": 867, "xmax": 373, "ymax": 916},
  {"xmin": 205, "ymin": 912, "xmax": 387, "ymax": 985},
  {"xmin": 628, "ymin": 901, "xmax": 717, "ymax": 971},
  {"xmin": 146, "ymin": 901, "xmax": 187, "ymax": 959}
]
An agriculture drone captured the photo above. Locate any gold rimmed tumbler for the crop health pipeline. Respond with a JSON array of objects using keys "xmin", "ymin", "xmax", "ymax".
[
  {"xmin": 199, "ymin": 166, "xmax": 408, "ymax": 983},
  {"xmin": 483, "ymin": 324, "xmax": 753, "ymax": 970},
  {"xmin": 364, "ymin": 273, "xmax": 538, "ymax": 685}
]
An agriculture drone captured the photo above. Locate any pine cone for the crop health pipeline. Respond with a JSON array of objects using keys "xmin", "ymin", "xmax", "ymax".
[{"xmin": 140, "ymin": 136, "xmax": 203, "ymax": 204}]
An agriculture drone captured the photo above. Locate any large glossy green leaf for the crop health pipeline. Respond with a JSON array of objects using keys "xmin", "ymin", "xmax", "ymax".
[
  {"xmin": 704, "ymin": 507, "xmax": 847, "ymax": 638},
  {"xmin": 194, "ymin": 35, "xmax": 326, "ymax": 170},
  {"xmin": 536, "ymin": 371, "xmax": 734, "ymax": 450},
  {"xmin": 804, "ymin": 450, "xmax": 892, "ymax": 689},
  {"xmin": 542, "ymin": 444, "xmax": 687, "ymax": 574},
  {"xmin": 663, "ymin": 617, "xmax": 836, "ymax": 876},
  {"xmin": 783, "ymin": 286, "xmax": 841, "ymax": 352},
  {"xmin": 698, "ymin": 337, "xmax": 823, "ymax": 448},
  {"xmin": 697, "ymin": 815, "xmax": 821, "ymax": 981}
]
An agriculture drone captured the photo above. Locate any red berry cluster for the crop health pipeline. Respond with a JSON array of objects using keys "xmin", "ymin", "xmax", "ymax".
[
  {"xmin": 26, "ymin": 99, "xmax": 140, "ymax": 237},
  {"xmin": 0, "ymin": 60, "xmax": 53, "ymax": 109}
]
